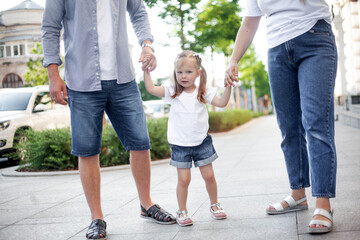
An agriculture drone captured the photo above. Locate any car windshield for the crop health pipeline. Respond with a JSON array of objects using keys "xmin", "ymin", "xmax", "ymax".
[
  {"xmin": 147, "ymin": 104, "xmax": 162, "ymax": 112},
  {"xmin": 0, "ymin": 93, "xmax": 32, "ymax": 111}
]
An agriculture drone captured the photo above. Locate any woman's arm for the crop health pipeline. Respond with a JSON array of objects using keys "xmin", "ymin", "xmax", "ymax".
[
  {"xmin": 211, "ymin": 86, "xmax": 232, "ymax": 108},
  {"xmin": 225, "ymin": 16, "xmax": 261, "ymax": 86},
  {"xmin": 143, "ymin": 71, "xmax": 165, "ymax": 98}
]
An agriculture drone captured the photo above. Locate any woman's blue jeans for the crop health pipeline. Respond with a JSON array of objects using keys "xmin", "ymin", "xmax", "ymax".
[{"xmin": 267, "ymin": 20, "xmax": 337, "ymax": 198}]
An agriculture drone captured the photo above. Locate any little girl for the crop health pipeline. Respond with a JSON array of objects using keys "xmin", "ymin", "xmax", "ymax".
[{"xmin": 143, "ymin": 50, "xmax": 231, "ymax": 226}]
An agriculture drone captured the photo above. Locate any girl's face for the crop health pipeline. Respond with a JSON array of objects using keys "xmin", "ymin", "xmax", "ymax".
[{"xmin": 175, "ymin": 58, "xmax": 201, "ymax": 93}]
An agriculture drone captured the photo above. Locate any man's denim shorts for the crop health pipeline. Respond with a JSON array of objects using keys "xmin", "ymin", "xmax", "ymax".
[
  {"xmin": 170, "ymin": 135, "xmax": 218, "ymax": 168},
  {"xmin": 67, "ymin": 80, "xmax": 151, "ymax": 157}
]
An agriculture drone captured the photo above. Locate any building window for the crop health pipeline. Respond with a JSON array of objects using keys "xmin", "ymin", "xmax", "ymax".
[
  {"xmin": 0, "ymin": 44, "xmax": 28, "ymax": 58},
  {"xmin": 2, "ymin": 73, "xmax": 23, "ymax": 88},
  {"xmin": 0, "ymin": 46, "xmax": 4, "ymax": 58},
  {"xmin": 20, "ymin": 44, "xmax": 25, "ymax": 55},
  {"xmin": 6, "ymin": 46, "xmax": 11, "ymax": 57},
  {"xmin": 14, "ymin": 45, "xmax": 19, "ymax": 56}
]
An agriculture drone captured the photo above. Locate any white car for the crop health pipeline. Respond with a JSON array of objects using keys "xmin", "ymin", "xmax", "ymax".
[
  {"xmin": 143, "ymin": 100, "xmax": 170, "ymax": 119},
  {"xmin": 0, "ymin": 85, "xmax": 71, "ymax": 155}
]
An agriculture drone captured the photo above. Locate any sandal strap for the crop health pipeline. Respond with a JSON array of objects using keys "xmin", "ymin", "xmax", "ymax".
[
  {"xmin": 271, "ymin": 202, "xmax": 284, "ymax": 211},
  {"xmin": 309, "ymin": 219, "xmax": 332, "ymax": 228},
  {"xmin": 284, "ymin": 196, "xmax": 306, "ymax": 208},
  {"xmin": 176, "ymin": 210, "xmax": 191, "ymax": 220},
  {"xmin": 210, "ymin": 203, "xmax": 224, "ymax": 214},
  {"xmin": 142, "ymin": 204, "xmax": 175, "ymax": 222},
  {"xmin": 86, "ymin": 219, "xmax": 107, "ymax": 239},
  {"xmin": 312, "ymin": 208, "xmax": 333, "ymax": 222},
  {"xmin": 270, "ymin": 195, "xmax": 306, "ymax": 211}
]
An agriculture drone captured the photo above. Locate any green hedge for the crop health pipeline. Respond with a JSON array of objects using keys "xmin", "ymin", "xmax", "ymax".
[
  {"xmin": 15, "ymin": 109, "xmax": 255, "ymax": 171},
  {"xmin": 209, "ymin": 109, "xmax": 254, "ymax": 132}
]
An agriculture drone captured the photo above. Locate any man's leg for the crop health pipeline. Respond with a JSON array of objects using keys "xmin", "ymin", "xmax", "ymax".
[
  {"xmin": 129, "ymin": 150, "xmax": 153, "ymax": 210},
  {"xmin": 79, "ymin": 154, "xmax": 103, "ymax": 220}
]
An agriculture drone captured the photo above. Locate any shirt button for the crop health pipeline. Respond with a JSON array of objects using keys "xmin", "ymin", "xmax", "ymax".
[{"xmin": 94, "ymin": 46, "xmax": 97, "ymax": 49}]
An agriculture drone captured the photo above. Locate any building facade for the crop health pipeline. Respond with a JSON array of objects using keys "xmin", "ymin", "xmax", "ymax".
[
  {"xmin": 0, "ymin": 0, "xmax": 43, "ymax": 88},
  {"xmin": 333, "ymin": 0, "xmax": 360, "ymax": 100}
]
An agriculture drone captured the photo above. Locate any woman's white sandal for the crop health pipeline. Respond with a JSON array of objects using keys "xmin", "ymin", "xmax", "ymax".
[
  {"xmin": 308, "ymin": 208, "xmax": 333, "ymax": 234},
  {"xmin": 176, "ymin": 210, "xmax": 193, "ymax": 227},
  {"xmin": 266, "ymin": 196, "xmax": 308, "ymax": 215},
  {"xmin": 210, "ymin": 203, "xmax": 227, "ymax": 220}
]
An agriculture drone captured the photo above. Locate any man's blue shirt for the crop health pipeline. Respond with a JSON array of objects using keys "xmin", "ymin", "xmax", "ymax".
[{"xmin": 42, "ymin": 0, "xmax": 153, "ymax": 91}]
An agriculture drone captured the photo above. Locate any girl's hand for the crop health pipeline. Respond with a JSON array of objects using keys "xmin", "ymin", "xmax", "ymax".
[
  {"xmin": 225, "ymin": 61, "xmax": 239, "ymax": 87},
  {"xmin": 139, "ymin": 47, "xmax": 157, "ymax": 72}
]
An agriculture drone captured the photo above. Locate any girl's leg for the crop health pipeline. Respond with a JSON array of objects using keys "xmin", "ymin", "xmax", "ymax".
[
  {"xmin": 199, "ymin": 164, "xmax": 226, "ymax": 219},
  {"xmin": 199, "ymin": 163, "xmax": 217, "ymax": 204},
  {"xmin": 176, "ymin": 168, "xmax": 191, "ymax": 211}
]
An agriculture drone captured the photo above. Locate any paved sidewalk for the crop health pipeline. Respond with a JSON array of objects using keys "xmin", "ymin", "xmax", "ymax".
[{"xmin": 0, "ymin": 115, "xmax": 359, "ymax": 240}]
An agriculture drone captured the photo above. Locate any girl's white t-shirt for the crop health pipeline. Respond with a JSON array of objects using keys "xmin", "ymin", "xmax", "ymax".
[
  {"xmin": 245, "ymin": 0, "xmax": 332, "ymax": 48},
  {"xmin": 97, "ymin": 0, "xmax": 117, "ymax": 80},
  {"xmin": 163, "ymin": 85, "xmax": 217, "ymax": 147}
]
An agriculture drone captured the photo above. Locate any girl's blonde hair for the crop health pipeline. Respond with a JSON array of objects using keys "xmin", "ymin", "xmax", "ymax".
[{"xmin": 171, "ymin": 50, "xmax": 207, "ymax": 104}]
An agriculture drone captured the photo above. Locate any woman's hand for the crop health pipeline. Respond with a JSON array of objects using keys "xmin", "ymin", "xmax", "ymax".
[{"xmin": 225, "ymin": 61, "xmax": 239, "ymax": 87}]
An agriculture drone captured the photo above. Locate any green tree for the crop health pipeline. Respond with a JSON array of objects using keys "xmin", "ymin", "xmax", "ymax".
[
  {"xmin": 145, "ymin": 0, "xmax": 202, "ymax": 50},
  {"xmin": 23, "ymin": 42, "xmax": 49, "ymax": 86},
  {"xmin": 23, "ymin": 42, "xmax": 63, "ymax": 87},
  {"xmin": 238, "ymin": 45, "xmax": 270, "ymax": 98},
  {"xmin": 144, "ymin": 0, "xmax": 157, "ymax": 7},
  {"xmin": 191, "ymin": 0, "xmax": 242, "ymax": 57}
]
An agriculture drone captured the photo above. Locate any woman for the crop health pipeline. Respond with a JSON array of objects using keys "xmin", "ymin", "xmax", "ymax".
[{"xmin": 225, "ymin": 0, "xmax": 337, "ymax": 234}]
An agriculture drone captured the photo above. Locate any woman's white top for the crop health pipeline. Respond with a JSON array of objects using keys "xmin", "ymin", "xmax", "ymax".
[
  {"xmin": 163, "ymin": 85, "xmax": 217, "ymax": 147},
  {"xmin": 245, "ymin": 0, "xmax": 332, "ymax": 48}
]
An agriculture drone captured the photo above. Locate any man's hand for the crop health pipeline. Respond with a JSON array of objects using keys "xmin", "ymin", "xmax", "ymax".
[
  {"xmin": 139, "ymin": 43, "xmax": 157, "ymax": 72},
  {"xmin": 47, "ymin": 64, "xmax": 68, "ymax": 105},
  {"xmin": 224, "ymin": 61, "xmax": 239, "ymax": 87}
]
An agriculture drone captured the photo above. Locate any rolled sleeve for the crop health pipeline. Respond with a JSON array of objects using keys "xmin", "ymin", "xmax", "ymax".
[
  {"xmin": 127, "ymin": 0, "xmax": 154, "ymax": 45},
  {"xmin": 41, "ymin": 0, "xmax": 65, "ymax": 67},
  {"xmin": 244, "ymin": 0, "xmax": 264, "ymax": 17}
]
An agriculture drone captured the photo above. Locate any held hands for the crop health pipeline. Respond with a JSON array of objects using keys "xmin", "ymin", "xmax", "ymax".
[
  {"xmin": 224, "ymin": 61, "xmax": 239, "ymax": 87},
  {"xmin": 139, "ymin": 46, "xmax": 157, "ymax": 72}
]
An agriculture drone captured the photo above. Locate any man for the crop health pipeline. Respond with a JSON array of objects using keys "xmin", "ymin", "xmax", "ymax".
[{"xmin": 42, "ymin": 1, "xmax": 175, "ymax": 239}]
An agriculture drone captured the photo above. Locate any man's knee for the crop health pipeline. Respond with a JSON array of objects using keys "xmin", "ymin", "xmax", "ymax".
[{"xmin": 130, "ymin": 149, "xmax": 150, "ymax": 159}]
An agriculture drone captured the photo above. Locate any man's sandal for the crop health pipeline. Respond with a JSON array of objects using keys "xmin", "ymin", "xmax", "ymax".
[
  {"xmin": 86, "ymin": 219, "xmax": 107, "ymax": 240},
  {"xmin": 266, "ymin": 196, "xmax": 308, "ymax": 215},
  {"xmin": 308, "ymin": 208, "xmax": 334, "ymax": 234},
  {"xmin": 140, "ymin": 204, "xmax": 176, "ymax": 225},
  {"xmin": 210, "ymin": 203, "xmax": 227, "ymax": 220}
]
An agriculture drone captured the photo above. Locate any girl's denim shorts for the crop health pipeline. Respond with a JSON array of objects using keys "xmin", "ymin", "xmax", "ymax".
[{"xmin": 170, "ymin": 134, "xmax": 218, "ymax": 168}]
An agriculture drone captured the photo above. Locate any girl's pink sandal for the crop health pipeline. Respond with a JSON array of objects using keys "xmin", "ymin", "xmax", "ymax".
[
  {"xmin": 210, "ymin": 203, "xmax": 227, "ymax": 220},
  {"xmin": 176, "ymin": 210, "xmax": 193, "ymax": 226}
]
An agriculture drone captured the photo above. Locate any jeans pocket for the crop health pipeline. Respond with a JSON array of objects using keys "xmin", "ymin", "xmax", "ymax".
[{"xmin": 308, "ymin": 29, "xmax": 330, "ymax": 36}]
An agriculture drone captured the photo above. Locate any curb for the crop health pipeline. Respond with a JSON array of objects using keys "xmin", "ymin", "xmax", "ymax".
[{"xmin": 1, "ymin": 158, "xmax": 170, "ymax": 177}]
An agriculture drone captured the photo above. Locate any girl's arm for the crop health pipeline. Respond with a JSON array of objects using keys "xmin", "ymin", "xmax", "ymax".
[
  {"xmin": 225, "ymin": 16, "xmax": 261, "ymax": 87},
  {"xmin": 143, "ymin": 70, "xmax": 165, "ymax": 98},
  {"xmin": 211, "ymin": 86, "xmax": 232, "ymax": 108}
]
